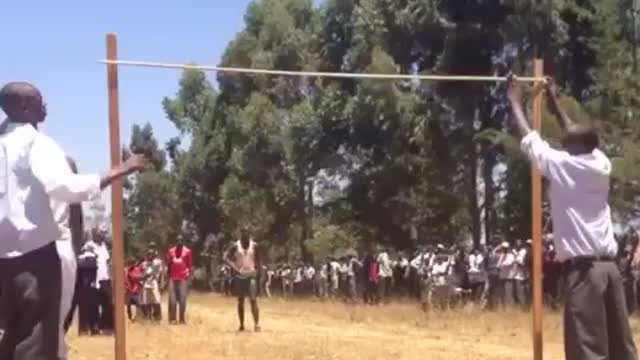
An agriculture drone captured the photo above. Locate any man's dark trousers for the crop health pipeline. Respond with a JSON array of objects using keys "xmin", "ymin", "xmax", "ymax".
[
  {"xmin": 564, "ymin": 259, "xmax": 637, "ymax": 360},
  {"xmin": 0, "ymin": 242, "xmax": 62, "ymax": 360}
]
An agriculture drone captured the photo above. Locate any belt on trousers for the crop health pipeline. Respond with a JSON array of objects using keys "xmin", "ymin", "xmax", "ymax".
[{"xmin": 563, "ymin": 255, "xmax": 616, "ymax": 267}]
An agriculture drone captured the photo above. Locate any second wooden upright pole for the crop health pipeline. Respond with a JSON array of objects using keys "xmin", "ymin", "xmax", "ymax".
[
  {"xmin": 532, "ymin": 58, "xmax": 544, "ymax": 360},
  {"xmin": 107, "ymin": 32, "xmax": 127, "ymax": 360}
]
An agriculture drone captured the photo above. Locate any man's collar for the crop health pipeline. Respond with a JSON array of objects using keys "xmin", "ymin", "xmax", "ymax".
[{"xmin": 0, "ymin": 120, "xmax": 31, "ymax": 135}]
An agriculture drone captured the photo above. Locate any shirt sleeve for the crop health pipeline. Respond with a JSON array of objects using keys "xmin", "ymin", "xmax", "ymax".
[
  {"xmin": 520, "ymin": 131, "xmax": 567, "ymax": 182},
  {"xmin": 30, "ymin": 134, "xmax": 101, "ymax": 203}
]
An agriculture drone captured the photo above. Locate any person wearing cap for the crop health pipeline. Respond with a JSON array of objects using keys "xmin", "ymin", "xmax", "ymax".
[
  {"xmin": 508, "ymin": 74, "xmax": 637, "ymax": 359},
  {"xmin": 496, "ymin": 241, "xmax": 516, "ymax": 308}
]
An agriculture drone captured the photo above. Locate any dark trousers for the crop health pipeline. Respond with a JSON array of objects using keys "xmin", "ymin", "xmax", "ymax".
[
  {"xmin": 168, "ymin": 279, "xmax": 189, "ymax": 323},
  {"xmin": 126, "ymin": 293, "xmax": 140, "ymax": 321},
  {"xmin": 378, "ymin": 277, "xmax": 392, "ymax": 303},
  {"xmin": 564, "ymin": 260, "xmax": 637, "ymax": 360},
  {"xmin": 76, "ymin": 268, "xmax": 97, "ymax": 334},
  {"xmin": 498, "ymin": 279, "xmax": 515, "ymax": 307},
  {"xmin": 0, "ymin": 243, "xmax": 62, "ymax": 360},
  {"xmin": 514, "ymin": 279, "xmax": 529, "ymax": 307},
  {"xmin": 63, "ymin": 270, "xmax": 80, "ymax": 333},
  {"xmin": 363, "ymin": 281, "xmax": 378, "ymax": 304},
  {"xmin": 97, "ymin": 280, "xmax": 113, "ymax": 332}
]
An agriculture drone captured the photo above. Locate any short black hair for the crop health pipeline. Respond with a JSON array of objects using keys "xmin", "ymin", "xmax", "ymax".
[
  {"xmin": 563, "ymin": 123, "xmax": 599, "ymax": 153},
  {"xmin": 0, "ymin": 82, "xmax": 40, "ymax": 114}
]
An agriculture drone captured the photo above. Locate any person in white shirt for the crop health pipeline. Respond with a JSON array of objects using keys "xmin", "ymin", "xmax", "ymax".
[
  {"xmin": 0, "ymin": 82, "xmax": 148, "ymax": 360},
  {"xmin": 61, "ymin": 157, "xmax": 85, "ymax": 342},
  {"xmin": 141, "ymin": 247, "xmax": 164, "ymax": 321},
  {"xmin": 508, "ymin": 74, "xmax": 637, "ymax": 360},
  {"xmin": 293, "ymin": 264, "xmax": 304, "ymax": 295},
  {"xmin": 316, "ymin": 263, "xmax": 328, "ymax": 298},
  {"xmin": 329, "ymin": 258, "xmax": 340, "ymax": 298},
  {"xmin": 280, "ymin": 265, "xmax": 293, "ymax": 297},
  {"xmin": 347, "ymin": 254, "xmax": 362, "ymax": 303},
  {"xmin": 467, "ymin": 247, "xmax": 486, "ymax": 303},
  {"xmin": 496, "ymin": 242, "xmax": 516, "ymax": 308},
  {"xmin": 93, "ymin": 229, "xmax": 113, "ymax": 333},
  {"xmin": 304, "ymin": 264, "xmax": 315, "ymax": 295},
  {"xmin": 377, "ymin": 249, "xmax": 393, "ymax": 304},
  {"xmin": 264, "ymin": 266, "xmax": 274, "ymax": 298},
  {"xmin": 429, "ymin": 253, "xmax": 452, "ymax": 310}
]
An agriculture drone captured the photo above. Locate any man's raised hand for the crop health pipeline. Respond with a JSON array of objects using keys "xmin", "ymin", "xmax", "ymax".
[
  {"xmin": 506, "ymin": 72, "xmax": 522, "ymax": 104},
  {"xmin": 544, "ymin": 76, "xmax": 559, "ymax": 98}
]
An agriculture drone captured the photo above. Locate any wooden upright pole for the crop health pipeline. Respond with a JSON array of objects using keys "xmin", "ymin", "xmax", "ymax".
[
  {"xmin": 532, "ymin": 59, "xmax": 544, "ymax": 360},
  {"xmin": 107, "ymin": 32, "xmax": 127, "ymax": 360}
]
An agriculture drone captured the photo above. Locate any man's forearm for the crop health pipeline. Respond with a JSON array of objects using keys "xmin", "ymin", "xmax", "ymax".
[
  {"xmin": 546, "ymin": 93, "xmax": 573, "ymax": 129},
  {"xmin": 100, "ymin": 164, "xmax": 130, "ymax": 190},
  {"xmin": 510, "ymin": 101, "xmax": 532, "ymax": 137}
]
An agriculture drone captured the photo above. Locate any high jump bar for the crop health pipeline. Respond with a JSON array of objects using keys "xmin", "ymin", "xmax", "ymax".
[
  {"xmin": 104, "ymin": 31, "xmax": 544, "ymax": 360},
  {"xmin": 99, "ymin": 59, "xmax": 543, "ymax": 82}
]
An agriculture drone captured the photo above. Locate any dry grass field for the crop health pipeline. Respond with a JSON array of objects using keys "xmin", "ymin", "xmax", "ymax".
[{"xmin": 68, "ymin": 293, "xmax": 640, "ymax": 360}]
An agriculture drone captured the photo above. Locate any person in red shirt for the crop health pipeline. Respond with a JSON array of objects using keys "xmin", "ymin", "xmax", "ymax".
[
  {"xmin": 125, "ymin": 257, "xmax": 143, "ymax": 321},
  {"xmin": 166, "ymin": 238, "xmax": 193, "ymax": 324}
]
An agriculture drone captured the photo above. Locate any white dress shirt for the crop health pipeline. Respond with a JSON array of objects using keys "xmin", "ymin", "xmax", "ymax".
[
  {"xmin": 95, "ymin": 242, "xmax": 111, "ymax": 284},
  {"xmin": 514, "ymin": 248, "xmax": 528, "ymax": 281},
  {"xmin": 497, "ymin": 250, "xmax": 516, "ymax": 280},
  {"xmin": 377, "ymin": 252, "xmax": 393, "ymax": 278},
  {"xmin": 521, "ymin": 132, "xmax": 617, "ymax": 261},
  {"xmin": 0, "ymin": 122, "xmax": 100, "ymax": 258}
]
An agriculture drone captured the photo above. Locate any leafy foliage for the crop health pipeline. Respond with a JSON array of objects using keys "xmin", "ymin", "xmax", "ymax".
[{"xmin": 120, "ymin": 0, "xmax": 640, "ymax": 273}]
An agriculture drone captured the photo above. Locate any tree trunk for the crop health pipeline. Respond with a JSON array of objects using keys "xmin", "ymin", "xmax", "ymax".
[
  {"xmin": 298, "ymin": 171, "xmax": 310, "ymax": 262},
  {"xmin": 465, "ymin": 105, "xmax": 481, "ymax": 246},
  {"xmin": 306, "ymin": 179, "xmax": 315, "ymax": 263},
  {"xmin": 482, "ymin": 142, "xmax": 496, "ymax": 248}
]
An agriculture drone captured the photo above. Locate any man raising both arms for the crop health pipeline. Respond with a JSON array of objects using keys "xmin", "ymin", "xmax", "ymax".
[
  {"xmin": 507, "ymin": 74, "xmax": 637, "ymax": 360},
  {"xmin": 0, "ymin": 81, "xmax": 149, "ymax": 360},
  {"xmin": 225, "ymin": 226, "xmax": 261, "ymax": 332}
]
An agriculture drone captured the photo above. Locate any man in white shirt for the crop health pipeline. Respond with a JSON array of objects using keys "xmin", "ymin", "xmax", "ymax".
[
  {"xmin": 347, "ymin": 254, "xmax": 362, "ymax": 303},
  {"xmin": 0, "ymin": 82, "xmax": 148, "ymax": 360},
  {"xmin": 141, "ymin": 247, "xmax": 164, "ymax": 321},
  {"xmin": 429, "ymin": 253, "xmax": 452, "ymax": 310},
  {"xmin": 513, "ymin": 239, "xmax": 530, "ymax": 307},
  {"xmin": 93, "ymin": 229, "xmax": 113, "ymax": 333},
  {"xmin": 496, "ymin": 242, "xmax": 516, "ymax": 308},
  {"xmin": 467, "ymin": 247, "xmax": 486, "ymax": 303},
  {"xmin": 377, "ymin": 249, "xmax": 393, "ymax": 304},
  {"xmin": 317, "ymin": 263, "xmax": 327, "ymax": 298},
  {"xmin": 329, "ymin": 258, "xmax": 341, "ymax": 298},
  {"xmin": 508, "ymin": 75, "xmax": 637, "ymax": 360}
]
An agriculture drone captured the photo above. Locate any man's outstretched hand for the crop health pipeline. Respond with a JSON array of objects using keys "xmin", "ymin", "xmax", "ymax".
[
  {"xmin": 506, "ymin": 72, "xmax": 522, "ymax": 104},
  {"xmin": 123, "ymin": 153, "xmax": 151, "ymax": 174}
]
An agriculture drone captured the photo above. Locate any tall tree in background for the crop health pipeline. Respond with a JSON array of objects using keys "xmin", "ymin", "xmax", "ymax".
[{"xmin": 118, "ymin": 0, "xmax": 640, "ymax": 272}]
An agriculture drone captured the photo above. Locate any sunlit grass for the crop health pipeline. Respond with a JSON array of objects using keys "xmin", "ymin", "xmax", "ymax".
[{"xmin": 68, "ymin": 293, "xmax": 640, "ymax": 359}]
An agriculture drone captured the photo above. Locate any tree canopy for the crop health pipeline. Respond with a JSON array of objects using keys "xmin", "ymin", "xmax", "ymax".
[{"xmin": 119, "ymin": 0, "xmax": 640, "ymax": 271}]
